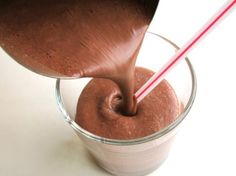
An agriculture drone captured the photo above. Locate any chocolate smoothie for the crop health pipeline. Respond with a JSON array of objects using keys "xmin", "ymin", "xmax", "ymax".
[
  {"xmin": 0, "ymin": 1, "xmax": 181, "ymax": 140},
  {"xmin": 76, "ymin": 67, "xmax": 180, "ymax": 139}
]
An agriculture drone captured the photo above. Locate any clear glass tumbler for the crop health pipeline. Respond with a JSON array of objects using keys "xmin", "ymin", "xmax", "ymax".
[{"xmin": 55, "ymin": 33, "xmax": 197, "ymax": 176}]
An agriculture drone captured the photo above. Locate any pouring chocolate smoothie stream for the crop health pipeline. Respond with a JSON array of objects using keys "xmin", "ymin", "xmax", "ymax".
[{"xmin": 0, "ymin": 0, "xmax": 181, "ymax": 140}]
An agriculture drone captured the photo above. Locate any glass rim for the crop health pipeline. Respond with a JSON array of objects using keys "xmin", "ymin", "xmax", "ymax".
[{"xmin": 55, "ymin": 32, "xmax": 197, "ymax": 146}]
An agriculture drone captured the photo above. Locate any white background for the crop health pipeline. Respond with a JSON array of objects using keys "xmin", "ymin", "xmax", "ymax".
[{"xmin": 1, "ymin": 0, "xmax": 236, "ymax": 175}]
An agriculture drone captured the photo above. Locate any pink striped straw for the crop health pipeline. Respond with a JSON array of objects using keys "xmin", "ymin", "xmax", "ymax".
[{"xmin": 135, "ymin": 0, "xmax": 236, "ymax": 103}]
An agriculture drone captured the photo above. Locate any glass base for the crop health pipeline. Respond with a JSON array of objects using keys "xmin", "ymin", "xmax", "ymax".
[{"xmin": 99, "ymin": 157, "xmax": 167, "ymax": 176}]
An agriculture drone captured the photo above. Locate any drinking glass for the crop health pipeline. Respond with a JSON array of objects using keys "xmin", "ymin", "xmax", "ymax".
[{"xmin": 55, "ymin": 32, "xmax": 197, "ymax": 176}]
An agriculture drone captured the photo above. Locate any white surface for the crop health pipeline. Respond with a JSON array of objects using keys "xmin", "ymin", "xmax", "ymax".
[{"xmin": 1, "ymin": 0, "xmax": 236, "ymax": 175}]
